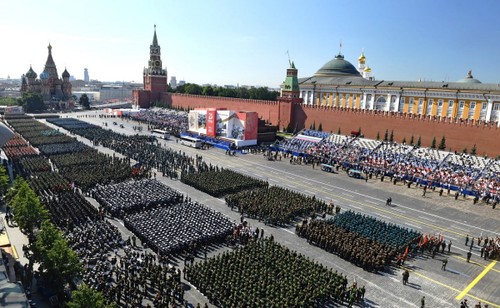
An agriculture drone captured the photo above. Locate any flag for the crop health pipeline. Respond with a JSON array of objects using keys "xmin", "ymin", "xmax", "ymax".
[{"xmin": 403, "ymin": 246, "xmax": 409, "ymax": 258}]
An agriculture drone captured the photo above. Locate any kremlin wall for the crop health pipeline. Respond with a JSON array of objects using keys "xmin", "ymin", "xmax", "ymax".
[
  {"xmin": 134, "ymin": 27, "xmax": 500, "ymax": 157},
  {"xmin": 163, "ymin": 92, "xmax": 500, "ymax": 156}
]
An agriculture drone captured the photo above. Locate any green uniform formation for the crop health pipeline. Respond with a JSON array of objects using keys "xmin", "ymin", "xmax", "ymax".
[
  {"xmin": 297, "ymin": 211, "xmax": 421, "ymax": 271},
  {"xmin": 181, "ymin": 167, "xmax": 267, "ymax": 197},
  {"xmin": 187, "ymin": 238, "xmax": 363, "ymax": 307},
  {"xmin": 225, "ymin": 186, "xmax": 327, "ymax": 226}
]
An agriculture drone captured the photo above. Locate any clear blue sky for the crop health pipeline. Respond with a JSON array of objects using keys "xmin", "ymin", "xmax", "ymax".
[{"xmin": 1, "ymin": 0, "xmax": 499, "ymax": 87}]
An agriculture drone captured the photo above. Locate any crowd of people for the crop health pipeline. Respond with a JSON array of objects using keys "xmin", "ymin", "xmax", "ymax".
[
  {"xmin": 225, "ymin": 186, "xmax": 328, "ymax": 226},
  {"xmin": 125, "ymin": 108, "xmax": 189, "ymax": 137},
  {"xmin": 274, "ymin": 129, "xmax": 500, "ymax": 203},
  {"xmin": 90, "ymin": 179, "xmax": 183, "ymax": 217},
  {"xmin": 187, "ymin": 238, "xmax": 365, "ymax": 307},
  {"xmin": 181, "ymin": 167, "xmax": 268, "ymax": 197},
  {"xmin": 124, "ymin": 201, "xmax": 235, "ymax": 255}
]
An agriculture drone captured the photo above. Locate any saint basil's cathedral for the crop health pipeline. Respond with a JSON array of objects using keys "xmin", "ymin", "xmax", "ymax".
[{"xmin": 21, "ymin": 44, "xmax": 73, "ymax": 102}]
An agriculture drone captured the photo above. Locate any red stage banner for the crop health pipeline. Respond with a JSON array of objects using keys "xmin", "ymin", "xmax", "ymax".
[{"xmin": 206, "ymin": 109, "xmax": 217, "ymax": 137}]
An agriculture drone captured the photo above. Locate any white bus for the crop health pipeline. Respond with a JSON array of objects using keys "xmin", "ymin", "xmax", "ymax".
[
  {"xmin": 151, "ymin": 129, "xmax": 170, "ymax": 140},
  {"xmin": 180, "ymin": 135, "xmax": 202, "ymax": 149}
]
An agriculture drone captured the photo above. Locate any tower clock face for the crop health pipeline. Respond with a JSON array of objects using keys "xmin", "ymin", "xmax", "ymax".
[{"xmin": 155, "ymin": 61, "xmax": 160, "ymax": 67}]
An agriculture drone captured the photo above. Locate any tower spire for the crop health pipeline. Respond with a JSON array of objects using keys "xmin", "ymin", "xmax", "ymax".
[{"xmin": 152, "ymin": 25, "xmax": 158, "ymax": 47}]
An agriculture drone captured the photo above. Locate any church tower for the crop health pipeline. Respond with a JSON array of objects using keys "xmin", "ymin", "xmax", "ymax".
[
  {"xmin": 143, "ymin": 25, "xmax": 168, "ymax": 102},
  {"xmin": 358, "ymin": 50, "xmax": 366, "ymax": 74}
]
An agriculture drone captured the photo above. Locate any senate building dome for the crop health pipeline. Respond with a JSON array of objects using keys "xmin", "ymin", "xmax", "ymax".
[
  {"xmin": 314, "ymin": 54, "xmax": 362, "ymax": 77},
  {"xmin": 457, "ymin": 70, "xmax": 481, "ymax": 84}
]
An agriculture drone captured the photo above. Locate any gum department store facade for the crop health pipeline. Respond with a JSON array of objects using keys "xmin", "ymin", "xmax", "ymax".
[{"xmin": 134, "ymin": 27, "xmax": 500, "ymax": 156}]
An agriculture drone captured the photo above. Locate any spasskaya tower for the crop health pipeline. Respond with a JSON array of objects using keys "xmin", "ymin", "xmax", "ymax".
[{"xmin": 133, "ymin": 25, "xmax": 168, "ymax": 108}]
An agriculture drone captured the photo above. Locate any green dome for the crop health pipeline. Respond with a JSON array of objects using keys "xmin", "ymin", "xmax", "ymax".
[
  {"xmin": 26, "ymin": 66, "xmax": 37, "ymax": 79},
  {"xmin": 315, "ymin": 54, "xmax": 361, "ymax": 77},
  {"xmin": 457, "ymin": 70, "xmax": 481, "ymax": 84}
]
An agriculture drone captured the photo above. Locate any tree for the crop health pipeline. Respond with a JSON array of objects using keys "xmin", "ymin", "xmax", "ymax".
[
  {"xmin": 384, "ymin": 129, "xmax": 389, "ymax": 141},
  {"xmin": 416, "ymin": 136, "xmax": 422, "ymax": 147},
  {"xmin": 67, "ymin": 284, "xmax": 114, "ymax": 308},
  {"xmin": 410, "ymin": 135, "xmax": 414, "ymax": 145},
  {"xmin": 402, "ymin": 137, "xmax": 407, "ymax": 144},
  {"xmin": 184, "ymin": 83, "xmax": 203, "ymax": 95},
  {"xmin": 470, "ymin": 144, "xmax": 477, "ymax": 155},
  {"xmin": 10, "ymin": 181, "xmax": 49, "ymax": 234},
  {"xmin": 34, "ymin": 221, "xmax": 81, "ymax": 297},
  {"xmin": 18, "ymin": 92, "xmax": 45, "ymax": 112},
  {"xmin": 311, "ymin": 121, "xmax": 316, "ymax": 130},
  {"xmin": 389, "ymin": 130, "xmax": 394, "ymax": 143},
  {"xmin": 438, "ymin": 136, "xmax": 446, "ymax": 150},
  {"xmin": 0, "ymin": 97, "xmax": 19, "ymax": 106},
  {"xmin": 376, "ymin": 132, "xmax": 380, "ymax": 140},
  {"xmin": 5, "ymin": 176, "xmax": 25, "ymax": 204},
  {"xmin": 0, "ymin": 164, "xmax": 9, "ymax": 197},
  {"xmin": 79, "ymin": 94, "xmax": 91, "ymax": 110},
  {"xmin": 462, "ymin": 147, "xmax": 468, "ymax": 154},
  {"xmin": 337, "ymin": 128, "xmax": 341, "ymax": 135},
  {"xmin": 431, "ymin": 137, "xmax": 437, "ymax": 149},
  {"xmin": 318, "ymin": 123, "xmax": 323, "ymax": 132}
]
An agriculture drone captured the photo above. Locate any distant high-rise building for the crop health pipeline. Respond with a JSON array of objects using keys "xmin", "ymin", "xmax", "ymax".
[
  {"xmin": 170, "ymin": 76, "xmax": 177, "ymax": 89},
  {"xmin": 84, "ymin": 68, "xmax": 89, "ymax": 83},
  {"xmin": 178, "ymin": 80, "xmax": 185, "ymax": 87}
]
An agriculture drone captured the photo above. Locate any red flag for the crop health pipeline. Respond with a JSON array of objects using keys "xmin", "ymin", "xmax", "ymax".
[{"xmin": 403, "ymin": 246, "xmax": 409, "ymax": 258}]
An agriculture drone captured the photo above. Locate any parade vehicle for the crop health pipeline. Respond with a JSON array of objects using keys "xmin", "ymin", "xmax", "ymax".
[
  {"xmin": 321, "ymin": 164, "xmax": 335, "ymax": 173},
  {"xmin": 348, "ymin": 169, "xmax": 363, "ymax": 179},
  {"xmin": 151, "ymin": 129, "xmax": 170, "ymax": 140},
  {"xmin": 180, "ymin": 135, "xmax": 202, "ymax": 149}
]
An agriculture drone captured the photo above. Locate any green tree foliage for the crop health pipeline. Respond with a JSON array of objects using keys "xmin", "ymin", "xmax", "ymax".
[
  {"xmin": 337, "ymin": 128, "xmax": 341, "ymax": 135},
  {"xmin": 33, "ymin": 221, "xmax": 81, "ymax": 296},
  {"xmin": 18, "ymin": 92, "xmax": 45, "ymax": 112},
  {"xmin": 402, "ymin": 137, "xmax": 407, "ymax": 144},
  {"xmin": 172, "ymin": 83, "xmax": 278, "ymax": 101},
  {"xmin": 0, "ymin": 97, "xmax": 19, "ymax": 106},
  {"xmin": 9, "ymin": 181, "xmax": 49, "ymax": 234},
  {"xmin": 410, "ymin": 135, "xmax": 414, "ymax": 145},
  {"xmin": 383, "ymin": 129, "xmax": 389, "ymax": 142},
  {"xmin": 389, "ymin": 130, "xmax": 394, "ymax": 143},
  {"xmin": 462, "ymin": 147, "xmax": 468, "ymax": 154},
  {"xmin": 184, "ymin": 83, "xmax": 203, "ymax": 95},
  {"xmin": 0, "ymin": 164, "xmax": 9, "ymax": 196},
  {"xmin": 416, "ymin": 136, "xmax": 422, "ymax": 147},
  {"xmin": 430, "ymin": 137, "xmax": 437, "ymax": 149},
  {"xmin": 79, "ymin": 94, "xmax": 91, "ymax": 110},
  {"xmin": 470, "ymin": 144, "xmax": 477, "ymax": 155},
  {"xmin": 67, "ymin": 284, "xmax": 114, "ymax": 308},
  {"xmin": 318, "ymin": 123, "xmax": 323, "ymax": 132},
  {"xmin": 438, "ymin": 136, "xmax": 446, "ymax": 150},
  {"xmin": 5, "ymin": 176, "xmax": 25, "ymax": 204},
  {"xmin": 376, "ymin": 132, "xmax": 380, "ymax": 140}
]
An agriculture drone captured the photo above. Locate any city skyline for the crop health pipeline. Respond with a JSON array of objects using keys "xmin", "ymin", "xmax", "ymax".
[{"xmin": 1, "ymin": 0, "xmax": 500, "ymax": 87}]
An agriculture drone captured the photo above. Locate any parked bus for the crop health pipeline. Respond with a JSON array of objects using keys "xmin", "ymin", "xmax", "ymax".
[
  {"xmin": 180, "ymin": 135, "xmax": 202, "ymax": 149},
  {"xmin": 151, "ymin": 129, "xmax": 170, "ymax": 140}
]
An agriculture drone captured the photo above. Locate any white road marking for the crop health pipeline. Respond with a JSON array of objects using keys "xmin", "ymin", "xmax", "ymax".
[
  {"xmin": 365, "ymin": 199, "xmax": 379, "ymax": 205},
  {"xmin": 280, "ymin": 228, "xmax": 295, "ymax": 234},
  {"xmin": 418, "ymin": 216, "xmax": 437, "ymax": 223},
  {"xmin": 342, "ymin": 193, "xmax": 354, "ymax": 197},
  {"xmin": 406, "ymin": 223, "xmax": 422, "ymax": 229}
]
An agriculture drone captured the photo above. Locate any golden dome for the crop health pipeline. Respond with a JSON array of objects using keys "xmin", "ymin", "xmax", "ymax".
[
  {"xmin": 363, "ymin": 66, "xmax": 371, "ymax": 72},
  {"xmin": 358, "ymin": 51, "xmax": 366, "ymax": 62}
]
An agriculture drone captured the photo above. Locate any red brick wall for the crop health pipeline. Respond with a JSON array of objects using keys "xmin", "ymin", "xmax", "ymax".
[
  {"xmin": 163, "ymin": 93, "xmax": 280, "ymax": 124},
  {"xmin": 161, "ymin": 93, "xmax": 500, "ymax": 156},
  {"xmin": 295, "ymin": 106, "xmax": 500, "ymax": 157}
]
